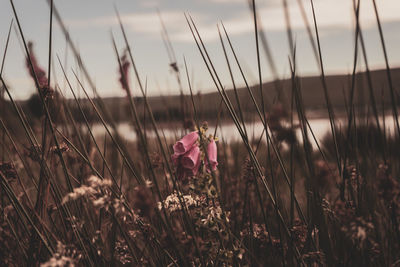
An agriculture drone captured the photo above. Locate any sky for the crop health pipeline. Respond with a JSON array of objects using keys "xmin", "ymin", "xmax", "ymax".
[{"xmin": 1, "ymin": 0, "xmax": 400, "ymax": 99}]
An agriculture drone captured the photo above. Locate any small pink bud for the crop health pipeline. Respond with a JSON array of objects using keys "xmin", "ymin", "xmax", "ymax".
[
  {"xmin": 206, "ymin": 139, "xmax": 218, "ymax": 171},
  {"xmin": 190, "ymin": 153, "xmax": 201, "ymax": 176},
  {"xmin": 173, "ymin": 131, "xmax": 199, "ymax": 155}
]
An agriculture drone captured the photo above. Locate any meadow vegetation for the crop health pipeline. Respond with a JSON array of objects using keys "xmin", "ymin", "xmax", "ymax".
[{"xmin": 0, "ymin": 0, "xmax": 400, "ymax": 266}]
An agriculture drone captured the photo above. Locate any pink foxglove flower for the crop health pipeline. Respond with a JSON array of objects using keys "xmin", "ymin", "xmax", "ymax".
[
  {"xmin": 173, "ymin": 146, "xmax": 201, "ymax": 179},
  {"xmin": 181, "ymin": 146, "xmax": 200, "ymax": 170},
  {"xmin": 173, "ymin": 131, "xmax": 199, "ymax": 155},
  {"xmin": 185, "ymin": 152, "xmax": 201, "ymax": 177},
  {"xmin": 206, "ymin": 139, "xmax": 218, "ymax": 171},
  {"xmin": 172, "ymin": 131, "xmax": 201, "ymax": 180}
]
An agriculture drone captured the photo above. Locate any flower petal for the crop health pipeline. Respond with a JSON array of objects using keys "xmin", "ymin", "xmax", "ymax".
[
  {"xmin": 173, "ymin": 131, "xmax": 199, "ymax": 155},
  {"xmin": 206, "ymin": 139, "xmax": 218, "ymax": 171},
  {"xmin": 181, "ymin": 146, "xmax": 200, "ymax": 169}
]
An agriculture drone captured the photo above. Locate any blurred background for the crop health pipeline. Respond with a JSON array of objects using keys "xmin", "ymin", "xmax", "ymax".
[{"xmin": 1, "ymin": 0, "xmax": 400, "ymax": 99}]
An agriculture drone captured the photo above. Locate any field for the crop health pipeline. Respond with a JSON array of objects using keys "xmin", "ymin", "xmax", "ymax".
[{"xmin": 1, "ymin": 0, "xmax": 400, "ymax": 266}]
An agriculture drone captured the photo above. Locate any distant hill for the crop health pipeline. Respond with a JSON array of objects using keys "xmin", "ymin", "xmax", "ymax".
[
  {"xmin": 14, "ymin": 67, "xmax": 400, "ymax": 123},
  {"xmin": 99, "ymin": 67, "xmax": 400, "ymax": 122}
]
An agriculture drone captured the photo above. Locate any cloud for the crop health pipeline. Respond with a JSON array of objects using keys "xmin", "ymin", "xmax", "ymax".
[
  {"xmin": 139, "ymin": 0, "xmax": 159, "ymax": 8},
  {"xmin": 67, "ymin": 11, "xmax": 181, "ymax": 33},
  {"xmin": 66, "ymin": 11, "xmax": 206, "ymax": 38},
  {"xmin": 120, "ymin": 12, "xmax": 184, "ymax": 34},
  {"xmin": 175, "ymin": 0, "xmax": 400, "ymax": 42},
  {"xmin": 255, "ymin": 0, "xmax": 400, "ymax": 31},
  {"xmin": 171, "ymin": 13, "xmax": 253, "ymax": 42},
  {"xmin": 208, "ymin": 0, "xmax": 247, "ymax": 3},
  {"xmin": 65, "ymin": 0, "xmax": 400, "ymax": 44},
  {"xmin": 207, "ymin": 0, "xmax": 282, "ymax": 6}
]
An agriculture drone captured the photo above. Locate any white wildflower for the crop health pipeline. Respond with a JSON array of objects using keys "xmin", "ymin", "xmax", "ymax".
[
  {"xmin": 144, "ymin": 179, "xmax": 153, "ymax": 188},
  {"xmin": 88, "ymin": 175, "xmax": 112, "ymax": 187},
  {"xmin": 201, "ymin": 204, "xmax": 229, "ymax": 225},
  {"xmin": 41, "ymin": 242, "xmax": 75, "ymax": 267},
  {"xmin": 356, "ymin": 226, "xmax": 367, "ymax": 242},
  {"xmin": 61, "ymin": 175, "xmax": 112, "ymax": 207},
  {"xmin": 158, "ymin": 191, "xmax": 199, "ymax": 212},
  {"xmin": 202, "ymin": 206, "xmax": 221, "ymax": 225},
  {"xmin": 92, "ymin": 196, "xmax": 106, "ymax": 208},
  {"xmin": 41, "ymin": 256, "xmax": 74, "ymax": 267},
  {"xmin": 113, "ymin": 199, "xmax": 125, "ymax": 212}
]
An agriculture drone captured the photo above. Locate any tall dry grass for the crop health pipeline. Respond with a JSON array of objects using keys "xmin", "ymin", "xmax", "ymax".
[{"xmin": 0, "ymin": 0, "xmax": 400, "ymax": 266}]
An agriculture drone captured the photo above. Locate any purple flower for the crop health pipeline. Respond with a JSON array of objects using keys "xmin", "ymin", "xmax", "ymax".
[
  {"xmin": 186, "ymin": 154, "xmax": 201, "ymax": 177},
  {"xmin": 173, "ymin": 131, "xmax": 199, "ymax": 155},
  {"xmin": 172, "ymin": 131, "xmax": 201, "ymax": 180},
  {"xmin": 206, "ymin": 139, "xmax": 218, "ymax": 171},
  {"xmin": 173, "ymin": 146, "xmax": 201, "ymax": 180},
  {"xmin": 181, "ymin": 146, "xmax": 200, "ymax": 170}
]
